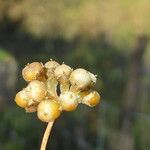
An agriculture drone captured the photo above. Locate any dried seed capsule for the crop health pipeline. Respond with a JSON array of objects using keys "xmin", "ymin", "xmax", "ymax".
[
  {"xmin": 37, "ymin": 100, "xmax": 61, "ymax": 122},
  {"xmin": 54, "ymin": 64, "xmax": 72, "ymax": 84},
  {"xmin": 82, "ymin": 91, "xmax": 100, "ymax": 107},
  {"xmin": 70, "ymin": 68, "xmax": 96, "ymax": 91},
  {"xmin": 59, "ymin": 92, "xmax": 78, "ymax": 111},
  {"xmin": 25, "ymin": 80, "xmax": 47, "ymax": 103},
  {"xmin": 15, "ymin": 90, "xmax": 28, "ymax": 108},
  {"xmin": 22, "ymin": 62, "xmax": 45, "ymax": 82},
  {"xmin": 44, "ymin": 60, "xmax": 60, "ymax": 77}
]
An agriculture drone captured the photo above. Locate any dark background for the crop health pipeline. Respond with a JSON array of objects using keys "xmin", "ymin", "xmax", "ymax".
[{"xmin": 0, "ymin": 0, "xmax": 150, "ymax": 150}]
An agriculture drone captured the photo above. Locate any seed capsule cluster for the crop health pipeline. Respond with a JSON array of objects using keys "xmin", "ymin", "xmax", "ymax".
[{"xmin": 15, "ymin": 60, "xmax": 100, "ymax": 123}]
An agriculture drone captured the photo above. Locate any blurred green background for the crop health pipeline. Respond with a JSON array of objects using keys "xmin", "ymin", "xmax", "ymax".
[{"xmin": 0, "ymin": 0, "xmax": 150, "ymax": 150}]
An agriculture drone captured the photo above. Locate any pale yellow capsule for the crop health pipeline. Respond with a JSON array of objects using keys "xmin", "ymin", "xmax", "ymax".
[
  {"xmin": 37, "ymin": 100, "xmax": 61, "ymax": 122},
  {"xmin": 25, "ymin": 80, "xmax": 47, "ymax": 103},
  {"xmin": 15, "ymin": 90, "xmax": 28, "ymax": 108},
  {"xmin": 70, "ymin": 68, "xmax": 96, "ymax": 91},
  {"xmin": 82, "ymin": 91, "xmax": 100, "ymax": 107},
  {"xmin": 59, "ymin": 92, "xmax": 78, "ymax": 111},
  {"xmin": 54, "ymin": 64, "xmax": 72, "ymax": 84},
  {"xmin": 22, "ymin": 62, "xmax": 45, "ymax": 82},
  {"xmin": 44, "ymin": 60, "xmax": 60, "ymax": 77}
]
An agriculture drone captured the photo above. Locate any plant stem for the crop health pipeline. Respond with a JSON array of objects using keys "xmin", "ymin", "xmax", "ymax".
[{"xmin": 40, "ymin": 121, "xmax": 54, "ymax": 150}]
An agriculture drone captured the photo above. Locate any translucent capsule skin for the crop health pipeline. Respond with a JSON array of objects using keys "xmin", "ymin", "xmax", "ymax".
[
  {"xmin": 69, "ymin": 68, "xmax": 96, "ymax": 91},
  {"xmin": 22, "ymin": 62, "xmax": 45, "ymax": 82},
  {"xmin": 82, "ymin": 91, "xmax": 100, "ymax": 107},
  {"xmin": 25, "ymin": 80, "xmax": 47, "ymax": 103},
  {"xmin": 59, "ymin": 92, "xmax": 78, "ymax": 111},
  {"xmin": 37, "ymin": 100, "xmax": 61, "ymax": 122},
  {"xmin": 15, "ymin": 90, "xmax": 28, "ymax": 108}
]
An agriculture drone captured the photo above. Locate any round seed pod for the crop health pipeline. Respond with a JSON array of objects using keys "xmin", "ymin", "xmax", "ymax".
[
  {"xmin": 54, "ymin": 64, "xmax": 72, "ymax": 84},
  {"xmin": 22, "ymin": 62, "xmax": 45, "ymax": 82},
  {"xmin": 25, "ymin": 80, "xmax": 47, "ymax": 103},
  {"xmin": 82, "ymin": 91, "xmax": 100, "ymax": 107},
  {"xmin": 59, "ymin": 91, "xmax": 78, "ymax": 111},
  {"xmin": 37, "ymin": 100, "xmax": 61, "ymax": 122},
  {"xmin": 44, "ymin": 60, "xmax": 60, "ymax": 77},
  {"xmin": 15, "ymin": 90, "xmax": 28, "ymax": 108},
  {"xmin": 70, "ymin": 68, "xmax": 96, "ymax": 91}
]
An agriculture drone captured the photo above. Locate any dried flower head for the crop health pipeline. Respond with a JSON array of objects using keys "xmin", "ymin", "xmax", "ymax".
[
  {"xmin": 14, "ymin": 59, "xmax": 101, "ymax": 150},
  {"xmin": 15, "ymin": 60, "xmax": 100, "ymax": 122}
]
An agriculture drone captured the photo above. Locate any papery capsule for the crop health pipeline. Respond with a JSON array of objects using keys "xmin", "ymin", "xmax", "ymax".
[
  {"xmin": 44, "ymin": 60, "xmax": 60, "ymax": 77},
  {"xmin": 82, "ymin": 91, "xmax": 100, "ymax": 107},
  {"xmin": 15, "ymin": 90, "xmax": 28, "ymax": 108},
  {"xmin": 37, "ymin": 100, "xmax": 61, "ymax": 122},
  {"xmin": 59, "ymin": 91, "xmax": 78, "ymax": 111},
  {"xmin": 54, "ymin": 64, "xmax": 72, "ymax": 84},
  {"xmin": 22, "ymin": 62, "xmax": 45, "ymax": 82},
  {"xmin": 25, "ymin": 80, "xmax": 47, "ymax": 103},
  {"xmin": 70, "ymin": 68, "xmax": 96, "ymax": 91}
]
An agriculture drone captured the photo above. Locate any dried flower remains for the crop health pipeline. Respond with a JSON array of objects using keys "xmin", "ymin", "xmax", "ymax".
[{"xmin": 14, "ymin": 59, "xmax": 101, "ymax": 150}]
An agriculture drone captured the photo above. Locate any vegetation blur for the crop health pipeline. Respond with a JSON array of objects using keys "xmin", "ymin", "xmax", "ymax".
[{"xmin": 0, "ymin": 0, "xmax": 150, "ymax": 150}]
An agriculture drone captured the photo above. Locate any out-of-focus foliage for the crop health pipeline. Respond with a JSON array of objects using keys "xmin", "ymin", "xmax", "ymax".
[
  {"xmin": 0, "ymin": 107, "xmax": 43, "ymax": 150},
  {"xmin": 0, "ymin": 0, "xmax": 150, "ymax": 47},
  {"xmin": 0, "ymin": 48, "xmax": 12, "ymax": 61}
]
